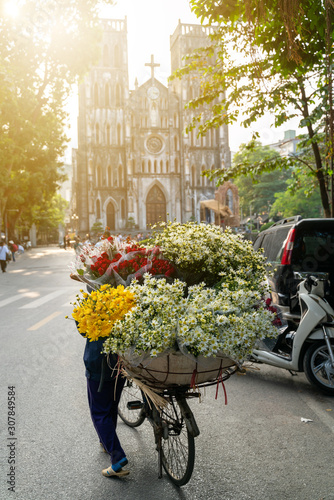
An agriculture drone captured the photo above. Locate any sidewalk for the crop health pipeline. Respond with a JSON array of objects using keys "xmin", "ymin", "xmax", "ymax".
[{"xmin": 4, "ymin": 246, "xmax": 76, "ymax": 272}]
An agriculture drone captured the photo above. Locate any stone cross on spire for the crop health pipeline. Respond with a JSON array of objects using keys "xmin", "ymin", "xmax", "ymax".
[{"xmin": 145, "ymin": 54, "xmax": 160, "ymax": 80}]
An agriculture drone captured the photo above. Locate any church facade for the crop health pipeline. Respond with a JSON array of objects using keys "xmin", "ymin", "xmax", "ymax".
[{"xmin": 72, "ymin": 18, "xmax": 237, "ymax": 235}]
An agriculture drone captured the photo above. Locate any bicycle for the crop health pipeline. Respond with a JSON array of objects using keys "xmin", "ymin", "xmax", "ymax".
[{"xmin": 118, "ymin": 367, "xmax": 237, "ymax": 486}]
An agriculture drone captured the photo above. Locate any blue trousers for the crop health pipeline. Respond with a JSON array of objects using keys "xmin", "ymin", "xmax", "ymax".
[{"xmin": 87, "ymin": 376, "xmax": 126, "ymax": 464}]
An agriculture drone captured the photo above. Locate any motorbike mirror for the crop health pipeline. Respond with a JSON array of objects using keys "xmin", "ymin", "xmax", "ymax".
[{"xmin": 304, "ymin": 275, "xmax": 317, "ymax": 292}]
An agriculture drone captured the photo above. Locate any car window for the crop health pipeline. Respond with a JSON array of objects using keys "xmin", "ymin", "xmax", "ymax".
[
  {"xmin": 253, "ymin": 234, "xmax": 264, "ymax": 251},
  {"xmin": 292, "ymin": 225, "xmax": 334, "ymax": 272},
  {"xmin": 260, "ymin": 227, "xmax": 291, "ymax": 263}
]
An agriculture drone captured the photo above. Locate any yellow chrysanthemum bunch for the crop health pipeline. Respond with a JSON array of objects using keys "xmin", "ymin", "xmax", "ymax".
[{"xmin": 72, "ymin": 284, "xmax": 136, "ymax": 342}]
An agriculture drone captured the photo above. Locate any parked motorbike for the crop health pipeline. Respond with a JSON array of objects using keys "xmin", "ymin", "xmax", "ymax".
[{"xmin": 250, "ymin": 273, "xmax": 334, "ymax": 395}]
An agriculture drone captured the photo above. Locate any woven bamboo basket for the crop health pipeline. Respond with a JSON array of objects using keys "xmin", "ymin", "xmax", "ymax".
[{"xmin": 120, "ymin": 350, "xmax": 237, "ymax": 388}]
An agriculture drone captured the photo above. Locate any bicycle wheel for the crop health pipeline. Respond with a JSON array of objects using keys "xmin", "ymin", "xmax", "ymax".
[
  {"xmin": 118, "ymin": 379, "xmax": 146, "ymax": 427},
  {"xmin": 160, "ymin": 396, "xmax": 195, "ymax": 486}
]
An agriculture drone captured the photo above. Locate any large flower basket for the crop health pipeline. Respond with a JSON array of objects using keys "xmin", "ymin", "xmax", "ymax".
[{"xmin": 120, "ymin": 350, "xmax": 238, "ymax": 389}]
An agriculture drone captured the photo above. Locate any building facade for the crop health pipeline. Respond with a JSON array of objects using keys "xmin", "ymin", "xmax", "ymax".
[{"xmin": 72, "ymin": 18, "xmax": 236, "ymax": 235}]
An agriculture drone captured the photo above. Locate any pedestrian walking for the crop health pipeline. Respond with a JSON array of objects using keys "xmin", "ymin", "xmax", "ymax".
[
  {"xmin": 0, "ymin": 241, "xmax": 11, "ymax": 273},
  {"xmin": 8, "ymin": 240, "xmax": 18, "ymax": 262},
  {"xmin": 73, "ymin": 236, "xmax": 82, "ymax": 254},
  {"xmin": 17, "ymin": 243, "xmax": 25, "ymax": 255}
]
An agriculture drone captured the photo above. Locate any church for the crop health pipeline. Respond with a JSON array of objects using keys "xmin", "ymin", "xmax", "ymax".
[{"xmin": 72, "ymin": 18, "xmax": 239, "ymax": 235}]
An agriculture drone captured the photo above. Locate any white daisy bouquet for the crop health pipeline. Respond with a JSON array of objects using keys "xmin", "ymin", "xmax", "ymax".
[
  {"xmin": 146, "ymin": 221, "xmax": 267, "ymax": 290},
  {"xmin": 103, "ymin": 274, "xmax": 277, "ymax": 364}
]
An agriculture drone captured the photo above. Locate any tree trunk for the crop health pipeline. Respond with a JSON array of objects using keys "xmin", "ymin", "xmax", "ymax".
[{"xmin": 300, "ymin": 82, "xmax": 331, "ymax": 217}]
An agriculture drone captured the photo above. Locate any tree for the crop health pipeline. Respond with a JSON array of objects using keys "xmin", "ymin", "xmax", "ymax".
[
  {"xmin": 271, "ymin": 177, "xmax": 322, "ymax": 219},
  {"xmin": 233, "ymin": 142, "xmax": 290, "ymax": 215},
  {"xmin": 32, "ymin": 194, "xmax": 69, "ymax": 243},
  {"xmin": 90, "ymin": 221, "xmax": 104, "ymax": 237},
  {"xmin": 0, "ymin": 0, "xmax": 114, "ymax": 236},
  {"xmin": 172, "ymin": 0, "xmax": 334, "ymax": 216}
]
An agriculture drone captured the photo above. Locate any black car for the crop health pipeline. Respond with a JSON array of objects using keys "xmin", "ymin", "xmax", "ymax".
[{"xmin": 253, "ymin": 216, "xmax": 334, "ymax": 320}]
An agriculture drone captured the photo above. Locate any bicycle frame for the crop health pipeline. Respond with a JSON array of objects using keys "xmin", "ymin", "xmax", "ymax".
[
  {"xmin": 142, "ymin": 387, "xmax": 200, "ymax": 479},
  {"xmin": 118, "ymin": 367, "xmax": 237, "ymax": 485}
]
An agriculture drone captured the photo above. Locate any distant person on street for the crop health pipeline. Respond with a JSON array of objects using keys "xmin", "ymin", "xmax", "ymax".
[
  {"xmin": 8, "ymin": 240, "xmax": 18, "ymax": 262},
  {"xmin": 63, "ymin": 235, "xmax": 67, "ymax": 250},
  {"xmin": 17, "ymin": 243, "xmax": 24, "ymax": 255},
  {"xmin": 0, "ymin": 241, "xmax": 11, "ymax": 273},
  {"xmin": 95, "ymin": 229, "xmax": 111, "ymax": 248},
  {"xmin": 74, "ymin": 236, "xmax": 82, "ymax": 254}
]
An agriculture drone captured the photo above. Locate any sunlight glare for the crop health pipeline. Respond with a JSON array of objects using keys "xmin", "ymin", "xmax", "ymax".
[{"xmin": 4, "ymin": 1, "xmax": 19, "ymax": 18}]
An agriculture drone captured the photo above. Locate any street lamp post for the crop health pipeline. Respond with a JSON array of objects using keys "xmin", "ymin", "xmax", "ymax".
[{"xmin": 71, "ymin": 214, "xmax": 79, "ymax": 235}]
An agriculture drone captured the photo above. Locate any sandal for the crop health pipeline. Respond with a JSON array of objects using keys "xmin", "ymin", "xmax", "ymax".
[{"xmin": 102, "ymin": 466, "xmax": 129, "ymax": 478}]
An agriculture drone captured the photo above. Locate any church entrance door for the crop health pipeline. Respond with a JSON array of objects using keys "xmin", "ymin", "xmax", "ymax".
[
  {"xmin": 107, "ymin": 202, "xmax": 115, "ymax": 230},
  {"xmin": 146, "ymin": 185, "xmax": 166, "ymax": 227}
]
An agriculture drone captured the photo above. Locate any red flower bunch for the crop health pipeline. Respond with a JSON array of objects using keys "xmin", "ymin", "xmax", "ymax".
[
  {"xmin": 149, "ymin": 257, "xmax": 176, "ymax": 278},
  {"xmin": 265, "ymin": 298, "xmax": 282, "ymax": 327},
  {"xmin": 84, "ymin": 243, "xmax": 176, "ymax": 283},
  {"xmin": 90, "ymin": 252, "xmax": 113, "ymax": 277},
  {"xmin": 112, "ymin": 248, "xmax": 176, "ymax": 282}
]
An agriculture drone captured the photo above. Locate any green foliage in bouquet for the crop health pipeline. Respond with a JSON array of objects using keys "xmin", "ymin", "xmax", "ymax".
[{"xmin": 147, "ymin": 221, "xmax": 267, "ymax": 290}]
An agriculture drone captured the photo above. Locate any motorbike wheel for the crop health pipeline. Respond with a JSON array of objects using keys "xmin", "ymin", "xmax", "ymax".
[{"xmin": 303, "ymin": 341, "xmax": 334, "ymax": 395}]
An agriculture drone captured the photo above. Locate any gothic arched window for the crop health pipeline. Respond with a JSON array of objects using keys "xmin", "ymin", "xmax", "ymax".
[
  {"xmin": 103, "ymin": 45, "xmax": 109, "ymax": 66},
  {"xmin": 118, "ymin": 165, "xmax": 123, "ymax": 187},
  {"xmin": 96, "ymin": 165, "xmax": 102, "ymax": 186},
  {"xmin": 116, "ymin": 84, "xmax": 121, "ymax": 107},
  {"xmin": 96, "ymin": 199, "xmax": 101, "ymax": 219},
  {"xmin": 105, "ymin": 83, "xmax": 110, "ymax": 106},
  {"xmin": 108, "ymin": 165, "xmax": 112, "ymax": 187},
  {"xmin": 191, "ymin": 165, "xmax": 196, "ymax": 186},
  {"xmin": 117, "ymin": 123, "xmax": 121, "ymax": 145},
  {"xmin": 190, "ymin": 130, "xmax": 194, "ymax": 147},
  {"xmin": 95, "ymin": 124, "xmax": 99, "ymax": 144},
  {"xmin": 201, "ymin": 165, "xmax": 206, "ymax": 186},
  {"xmin": 94, "ymin": 83, "xmax": 99, "ymax": 107},
  {"xmin": 227, "ymin": 189, "xmax": 234, "ymax": 212},
  {"xmin": 106, "ymin": 124, "xmax": 111, "ymax": 145},
  {"xmin": 114, "ymin": 45, "xmax": 121, "ymax": 67},
  {"xmin": 121, "ymin": 199, "xmax": 125, "ymax": 219}
]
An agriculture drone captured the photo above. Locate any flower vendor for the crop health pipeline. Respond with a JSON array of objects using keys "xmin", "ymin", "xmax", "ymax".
[
  {"xmin": 70, "ymin": 223, "xmax": 278, "ymax": 480},
  {"xmin": 72, "ymin": 285, "xmax": 136, "ymax": 478}
]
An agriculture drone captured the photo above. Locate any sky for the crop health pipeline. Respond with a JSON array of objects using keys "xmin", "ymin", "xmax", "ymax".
[
  {"xmin": 66, "ymin": 0, "xmax": 300, "ymax": 158},
  {"xmin": 100, "ymin": 0, "xmax": 199, "ymax": 87}
]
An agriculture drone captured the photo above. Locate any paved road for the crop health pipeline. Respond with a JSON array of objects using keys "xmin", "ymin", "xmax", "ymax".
[{"xmin": 0, "ymin": 247, "xmax": 334, "ymax": 500}]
